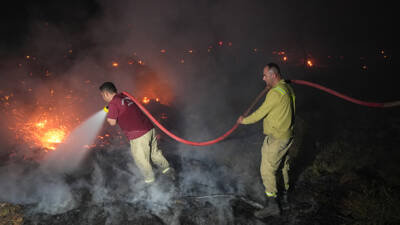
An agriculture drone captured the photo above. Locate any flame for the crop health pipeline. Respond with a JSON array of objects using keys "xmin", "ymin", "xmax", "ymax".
[
  {"xmin": 307, "ymin": 60, "xmax": 313, "ymax": 67},
  {"xmin": 142, "ymin": 96, "xmax": 150, "ymax": 104},
  {"xmin": 283, "ymin": 56, "xmax": 287, "ymax": 61},
  {"xmin": 41, "ymin": 128, "xmax": 66, "ymax": 150},
  {"xmin": 36, "ymin": 120, "xmax": 47, "ymax": 128},
  {"xmin": 112, "ymin": 62, "xmax": 119, "ymax": 67}
]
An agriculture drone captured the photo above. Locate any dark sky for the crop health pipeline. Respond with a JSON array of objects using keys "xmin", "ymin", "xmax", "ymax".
[{"xmin": 0, "ymin": 0, "xmax": 394, "ymax": 56}]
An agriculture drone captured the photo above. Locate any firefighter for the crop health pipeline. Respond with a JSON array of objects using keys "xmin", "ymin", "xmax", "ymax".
[
  {"xmin": 238, "ymin": 63, "xmax": 295, "ymax": 218},
  {"xmin": 99, "ymin": 82, "xmax": 175, "ymax": 185}
]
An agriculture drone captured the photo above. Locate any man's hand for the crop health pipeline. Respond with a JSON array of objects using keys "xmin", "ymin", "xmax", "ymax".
[
  {"xmin": 107, "ymin": 118, "xmax": 117, "ymax": 126},
  {"xmin": 237, "ymin": 116, "xmax": 244, "ymax": 124}
]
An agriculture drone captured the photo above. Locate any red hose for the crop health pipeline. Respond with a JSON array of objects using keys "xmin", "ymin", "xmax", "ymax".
[
  {"xmin": 290, "ymin": 80, "xmax": 399, "ymax": 108},
  {"xmin": 122, "ymin": 80, "xmax": 399, "ymax": 146},
  {"xmin": 122, "ymin": 91, "xmax": 239, "ymax": 146}
]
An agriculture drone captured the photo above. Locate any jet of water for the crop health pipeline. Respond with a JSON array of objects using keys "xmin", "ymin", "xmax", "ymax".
[{"xmin": 41, "ymin": 109, "xmax": 107, "ymax": 173}]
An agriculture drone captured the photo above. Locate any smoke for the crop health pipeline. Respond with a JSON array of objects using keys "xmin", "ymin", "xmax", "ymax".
[
  {"xmin": 0, "ymin": 161, "xmax": 77, "ymax": 214},
  {"xmin": 0, "ymin": 0, "xmax": 280, "ymax": 218},
  {"xmin": 41, "ymin": 109, "xmax": 106, "ymax": 173},
  {"xmin": 3, "ymin": 1, "xmax": 393, "ymax": 224}
]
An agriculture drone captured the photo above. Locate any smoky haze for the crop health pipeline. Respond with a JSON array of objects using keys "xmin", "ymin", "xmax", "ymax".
[{"xmin": 0, "ymin": 0, "xmax": 395, "ymax": 222}]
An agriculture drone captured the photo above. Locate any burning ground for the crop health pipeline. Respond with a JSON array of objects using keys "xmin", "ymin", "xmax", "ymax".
[
  {"xmin": 0, "ymin": 46, "xmax": 399, "ymax": 225},
  {"xmin": 0, "ymin": 0, "xmax": 398, "ymax": 224}
]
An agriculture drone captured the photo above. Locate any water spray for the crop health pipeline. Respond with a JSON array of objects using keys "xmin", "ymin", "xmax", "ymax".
[{"xmin": 41, "ymin": 109, "xmax": 107, "ymax": 173}]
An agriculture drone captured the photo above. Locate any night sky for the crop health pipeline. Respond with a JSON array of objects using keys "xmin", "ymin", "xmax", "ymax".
[
  {"xmin": 0, "ymin": 1, "xmax": 398, "ymax": 224},
  {"xmin": 0, "ymin": 0, "xmax": 394, "ymax": 55}
]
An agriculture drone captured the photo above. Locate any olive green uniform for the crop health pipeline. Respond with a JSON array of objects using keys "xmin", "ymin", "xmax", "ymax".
[{"xmin": 242, "ymin": 80, "xmax": 295, "ymax": 197}]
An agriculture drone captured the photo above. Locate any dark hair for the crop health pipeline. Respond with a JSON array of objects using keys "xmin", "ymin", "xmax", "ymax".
[
  {"xmin": 99, "ymin": 82, "xmax": 117, "ymax": 93},
  {"xmin": 266, "ymin": 63, "xmax": 281, "ymax": 76}
]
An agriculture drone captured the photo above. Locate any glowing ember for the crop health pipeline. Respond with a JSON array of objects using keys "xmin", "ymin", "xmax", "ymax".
[
  {"xmin": 41, "ymin": 128, "xmax": 66, "ymax": 150},
  {"xmin": 142, "ymin": 96, "xmax": 150, "ymax": 104},
  {"xmin": 36, "ymin": 120, "xmax": 47, "ymax": 128}
]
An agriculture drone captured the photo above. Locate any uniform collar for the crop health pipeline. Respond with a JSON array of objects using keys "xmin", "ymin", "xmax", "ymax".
[{"xmin": 272, "ymin": 79, "xmax": 285, "ymax": 88}]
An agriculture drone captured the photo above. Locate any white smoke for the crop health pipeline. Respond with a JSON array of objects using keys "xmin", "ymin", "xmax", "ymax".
[{"xmin": 41, "ymin": 109, "xmax": 106, "ymax": 173}]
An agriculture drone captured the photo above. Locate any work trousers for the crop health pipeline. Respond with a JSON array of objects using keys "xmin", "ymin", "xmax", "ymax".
[
  {"xmin": 130, "ymin": 128, "xmax": 170, "ymax": 183},
  {"xmin": 260, "ymin": 135, "xmax": 293, "ymax": 197}
]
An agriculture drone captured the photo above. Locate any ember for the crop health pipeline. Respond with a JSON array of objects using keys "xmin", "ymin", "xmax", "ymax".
[
  {"xmin": 142, "ymin": 96, "xmax": 150, "ymax": 104},
  {"xmin": 41, "ymin": 128, "xmax": 66, "ymax": 150}
]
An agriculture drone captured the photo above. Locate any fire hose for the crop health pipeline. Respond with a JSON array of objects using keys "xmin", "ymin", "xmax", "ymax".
[{"xmin": 121, "ymin": 80, "xmax": 399, "ymax": 146}]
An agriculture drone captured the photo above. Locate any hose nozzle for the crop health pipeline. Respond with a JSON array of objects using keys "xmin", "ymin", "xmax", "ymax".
[{"xmin": 103, "ymin": 106, "xmax": 109, "ymax": 113}]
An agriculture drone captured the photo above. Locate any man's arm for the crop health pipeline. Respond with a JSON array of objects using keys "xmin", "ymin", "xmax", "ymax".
[
  {"xmin": 106, "ymin": 102, "xmax": 118, "ymax": 126},
  {"xmin": 107, "ymin": 118, "xmax": 117, "ymax": 126},
  {"xmin": 241, "ymin": 91, "xmax": 279, "ymax": 124}
]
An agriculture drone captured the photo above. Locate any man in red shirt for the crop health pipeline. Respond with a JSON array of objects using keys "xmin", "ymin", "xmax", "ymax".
[{"xmin": 99, "ymin": 82, "xmax": 175, "ymax": 184}]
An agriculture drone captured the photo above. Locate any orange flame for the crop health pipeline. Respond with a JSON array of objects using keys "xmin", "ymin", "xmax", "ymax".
[
  {"xmin": 307, "ymin": 60, "xmax": 313, "ymax": 67},
  {"xmin": 41, "ymin": 128, "xmax": 66, "ymax": 150},
  {"xmin": 142, "ymin": 96, "xmax": 150, "ymax": 104}
]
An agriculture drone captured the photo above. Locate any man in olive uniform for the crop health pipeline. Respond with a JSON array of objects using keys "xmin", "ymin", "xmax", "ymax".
[{"xmin": 238, "ymin": 63, "xmax": 295, "ymax": 218}]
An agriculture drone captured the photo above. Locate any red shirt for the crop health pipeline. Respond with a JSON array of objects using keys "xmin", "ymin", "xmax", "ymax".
[{"xmin": 107, "ymin": 93, "xmax": 153, "ymax": 140}]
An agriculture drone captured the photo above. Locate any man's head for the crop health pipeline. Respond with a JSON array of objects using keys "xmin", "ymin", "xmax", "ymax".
[
  {"xmin": 263, "ymin": 63, "xmax": 281, "ymax": 88},
  {"xmin": 99, "ymin": 82, "xmax": 117, "ymax": 102}
]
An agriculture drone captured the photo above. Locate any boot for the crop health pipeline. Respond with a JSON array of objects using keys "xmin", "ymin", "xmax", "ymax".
[
  {"xmin": 280, "ymin": 191, "xmax": 290, "ymax": 211},
  {"xmin": 254, "ymin": 197, "xmax": 281, "ymax": 218},
  {"xmin": 163, "ymin": 167, "xmax": 176, "ymax": 181}
]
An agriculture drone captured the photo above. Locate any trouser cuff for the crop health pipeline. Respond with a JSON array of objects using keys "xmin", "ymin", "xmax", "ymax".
[
  {"xmin": 162, "ymin": 167, "xmax": 170, "ymax": 174},
  {"xmin": 144, "ymin": 178, "xmax": 155, "ymax": 183},
  {"xmin": 266, "ymin": 192, "xmax": 277, "ymax": 198}
]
